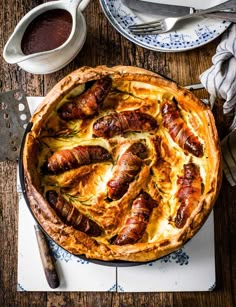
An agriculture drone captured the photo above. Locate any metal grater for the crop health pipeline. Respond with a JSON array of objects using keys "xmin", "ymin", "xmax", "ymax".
[{"xmin": 0, "ymin": 89, "xmax": 31, "ymax": 161}]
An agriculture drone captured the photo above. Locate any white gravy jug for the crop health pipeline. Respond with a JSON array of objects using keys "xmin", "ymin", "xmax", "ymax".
[{"xmin": 3, "ymin": 0, "xmax": 90, "ymax": 74}]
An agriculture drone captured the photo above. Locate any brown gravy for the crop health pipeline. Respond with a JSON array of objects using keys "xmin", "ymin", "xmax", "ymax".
[{"xmin": 21, "ymin": 9, "xmax": 72, "ymax": 55}]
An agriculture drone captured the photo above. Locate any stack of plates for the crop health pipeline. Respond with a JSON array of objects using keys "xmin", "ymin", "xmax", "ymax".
[{"xmin": 99, "ymin": 0, "xmax": 231, "ymax": 52}]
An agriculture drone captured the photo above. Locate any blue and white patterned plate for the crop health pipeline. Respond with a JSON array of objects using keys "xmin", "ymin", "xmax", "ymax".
[{"xmin": 99, "ymin": 0, "xmax": 231, "ymax": 52}]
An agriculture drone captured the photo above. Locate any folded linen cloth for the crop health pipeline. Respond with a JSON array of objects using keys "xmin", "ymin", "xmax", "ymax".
[{"xmin": 200, "ymin": 24, "xmax": 236, "ymax": 186}]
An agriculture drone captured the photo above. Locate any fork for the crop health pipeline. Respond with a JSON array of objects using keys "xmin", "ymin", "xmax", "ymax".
[{"xmin": 129, "ymin": 0, "xmax": 236, "ymax": 35}]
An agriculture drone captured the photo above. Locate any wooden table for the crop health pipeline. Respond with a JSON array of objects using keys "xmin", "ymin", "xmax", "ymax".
[{"xmin": 0, "ymin": 0, "xmax": 235, "ymax": 306}]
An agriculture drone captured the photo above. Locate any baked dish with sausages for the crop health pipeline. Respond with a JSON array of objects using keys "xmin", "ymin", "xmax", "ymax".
[{"xmin": 22, "ymin": 66, "xmax": 222, "ymax": 262}]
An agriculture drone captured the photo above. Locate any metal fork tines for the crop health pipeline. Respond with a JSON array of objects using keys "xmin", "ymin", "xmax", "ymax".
[
  {"xmin": 129, "ymin": 0, "xmax": 236, "ymax": 35},
  {"xmin": 129, "ymin": 19, "xmax": 173, "ymax": 35}
]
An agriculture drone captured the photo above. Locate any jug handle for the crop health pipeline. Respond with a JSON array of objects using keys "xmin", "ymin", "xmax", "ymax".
[{"xmin": 68, "ymin": 0, "xmax": 90, "ymax": 12}]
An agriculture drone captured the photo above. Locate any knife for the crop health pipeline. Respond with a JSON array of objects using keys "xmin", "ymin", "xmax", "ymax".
[
  {"xmin": 184, "ymin": 83, "xmax": 204, "ymax": 91},
  {"xmin": 121, "ymin": 0, "xmax": 196, "ymax": 16},
  {"xmin": 121, "ymin": 0, "xmax": 236, "ymax": 19}
]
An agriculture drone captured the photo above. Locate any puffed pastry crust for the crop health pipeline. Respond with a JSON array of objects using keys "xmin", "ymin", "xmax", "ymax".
[{"xmin": 22, "ymin": 66, "xmax": 222, "ymax": 262}]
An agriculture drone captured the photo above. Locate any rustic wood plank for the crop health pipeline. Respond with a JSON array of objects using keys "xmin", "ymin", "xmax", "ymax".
[
  {"xmin": 0, "ymin": 0, "xmax": 47, "ymax": 306},
  {"xmin": 0, "ymin": 162, "xmax": 18, "ymax": 304}
]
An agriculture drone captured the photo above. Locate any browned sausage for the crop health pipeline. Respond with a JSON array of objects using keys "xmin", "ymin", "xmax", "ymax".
[
  {"xmin": 107, "ymin": 143, "xmax": 148, "ymax": 200},
  {"xmin": 174, "ymin": 163, "xmax": 202, "ymax": 228},
  {"xmin": 58, "ymin": 76, "xmax": 112, "ymax": 120},
  {"xmin": 128, "ymin": 142, "xmax": 149, "ymax": 160},
  {"xmin": 161, "ymin": 99, "xmax": 203, "ymax": 157},
  {"xmin": 93, "ymin": 110, "xmax": 157, "ymax": 138},
  {"xmin": 114, "ymin": 192, "xmax": 158, "ymax": 245},
  {"xmin": 47, "ymin": 145, "xmax": 111, "ymax": 174},
  {"xmin": 46, "ymin": 190, "xmax": 101, "ymax": 236}
]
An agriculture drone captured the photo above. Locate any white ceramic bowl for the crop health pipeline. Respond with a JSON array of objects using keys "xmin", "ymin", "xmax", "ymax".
[{"xmin": 3, "ymin": 0, "xmax": 90, "ymax": 74}]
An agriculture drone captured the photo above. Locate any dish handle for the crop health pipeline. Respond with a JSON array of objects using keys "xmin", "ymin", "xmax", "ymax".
[{"xmin": 68, "ymin": 0, "xmax": 91, "ymax": 12}]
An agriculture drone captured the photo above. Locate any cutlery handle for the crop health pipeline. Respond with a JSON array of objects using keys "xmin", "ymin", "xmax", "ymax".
[
  {"xmin": 178, "ymin": 0, "xmax": 236, "ymax": 21},
  {"xmin": 206, "ymin": 12, "xmax": 236, "ymax": 23},
  {"xmin": 34, "ymin": 224, "xmax": 60, "ymax": 289},
  {"xmin": 200, "ymin": 0, "xmax": 236, "ymax": 13}
]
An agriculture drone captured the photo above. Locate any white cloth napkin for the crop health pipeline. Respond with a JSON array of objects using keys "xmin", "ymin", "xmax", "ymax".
[{"xmin": 200, "ymin": 24, "xmax": 236, "ymax": 186}]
